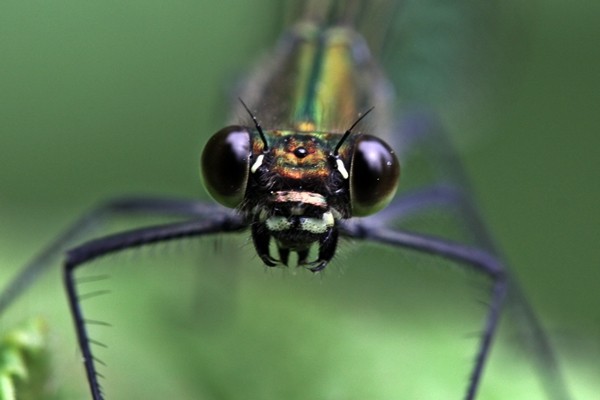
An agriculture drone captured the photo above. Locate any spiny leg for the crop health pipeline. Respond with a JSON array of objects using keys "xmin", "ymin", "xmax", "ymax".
[
  {"xmin": 369, "ymin": 186, "xmax": 572, "ymax": 400},
  {"xmin": 0, "ymin": 196, "xmax": 222, "ymax": 315},
  {"xmin": 63, "ymin": 215, "xmax": 246, "ymax": 400},
  {"xmin": 339, "ymin": 221, "xmax": 505, "ymax": 400}
]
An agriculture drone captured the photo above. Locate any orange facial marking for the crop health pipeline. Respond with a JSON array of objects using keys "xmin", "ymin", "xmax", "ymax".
[{"xmin": 270, "ymin": 135, "xmax": 330, "ymax": 179}]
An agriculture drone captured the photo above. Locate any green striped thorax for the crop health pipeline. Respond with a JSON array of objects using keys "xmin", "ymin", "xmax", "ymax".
[{"xmin": 200, "ymin": 20, "xmax": 400, "ymax": 271}]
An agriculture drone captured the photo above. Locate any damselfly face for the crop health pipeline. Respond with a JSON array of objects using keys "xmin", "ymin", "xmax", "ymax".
[{"xmin": 202, "ymin": 124, "xmax": 400, "ymax": 271}]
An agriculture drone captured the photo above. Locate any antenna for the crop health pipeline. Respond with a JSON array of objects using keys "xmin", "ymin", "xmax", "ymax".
[
  {"xmin": 239, "ymin": 98, "xmax": 269, "ymax": 151},
  {"xmin": 333, "ymin": 107, "xmax": 374, "ymax": 155}
]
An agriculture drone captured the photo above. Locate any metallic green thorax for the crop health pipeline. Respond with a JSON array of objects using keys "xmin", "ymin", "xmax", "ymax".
[
  {"xmin": 290, "ymin": 24, "xmax": 364, "ymax": 130},
  {"xmin": 235, "ymin": 18, "xmax": 392, "ymax": 138}
]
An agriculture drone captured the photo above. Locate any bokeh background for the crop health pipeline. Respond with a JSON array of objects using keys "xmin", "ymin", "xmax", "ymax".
[{"xmin": 0, "ymin": 0, "xmax": 598, "ymax": 399}]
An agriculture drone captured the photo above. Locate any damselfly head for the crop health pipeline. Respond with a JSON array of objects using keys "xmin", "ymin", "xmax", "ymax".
[{"xmin": 200, "ymin": 121, "xmax": 400, "ymax": 271}]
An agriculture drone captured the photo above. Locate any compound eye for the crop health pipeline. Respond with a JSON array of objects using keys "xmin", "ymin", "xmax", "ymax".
[
  {"xmin": 201, "ymin": 125, "xmax": 250, "ymax": 208},
  {"xmin": 349, "ymin": 135, "xmax": 400, "ymax": 216}
]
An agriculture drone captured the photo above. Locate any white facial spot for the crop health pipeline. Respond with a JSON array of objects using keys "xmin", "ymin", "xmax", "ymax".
[
  {"xmin": 299, "ymin": 212, "xmax": 335, "ymax": 234},
  {"xmin": 251, "ymin": 154, "xmax": 264, "ymax": 173},
  {"xmin": 266, "ymin": 216, "xmax": 293, "ymax": 231},
  {"xmin": 336, "ymin": 159, "xmax": 349, "ymax": 179}
]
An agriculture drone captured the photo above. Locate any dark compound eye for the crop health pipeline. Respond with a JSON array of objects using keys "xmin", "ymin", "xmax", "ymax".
[
  {"xmin": 201, "ymin": 125, "xmax": 250, "ymax": 208},
  {"xmin": 349, "ymin": 135, "xmax": 400, "ymax": 216}
]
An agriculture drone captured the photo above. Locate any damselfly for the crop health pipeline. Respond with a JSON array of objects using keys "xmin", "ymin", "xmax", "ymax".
[{"xmin": 0, "ymin": 0, "xmax": 573, "ymax": 399}]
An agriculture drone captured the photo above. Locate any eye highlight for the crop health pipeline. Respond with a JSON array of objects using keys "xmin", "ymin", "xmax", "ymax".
[
  {"xmin": 201, "ymin": 125, "xmax": 251, "ymax": 208},
  {"xmin": 349, "ymin": 135, "xmax": 400, "ymax": 216}
]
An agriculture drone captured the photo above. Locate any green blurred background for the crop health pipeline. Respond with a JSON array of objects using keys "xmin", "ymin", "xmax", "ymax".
[{"xmin": 0, "ymin": 0, "xmax": 598, "ymax": 399}]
